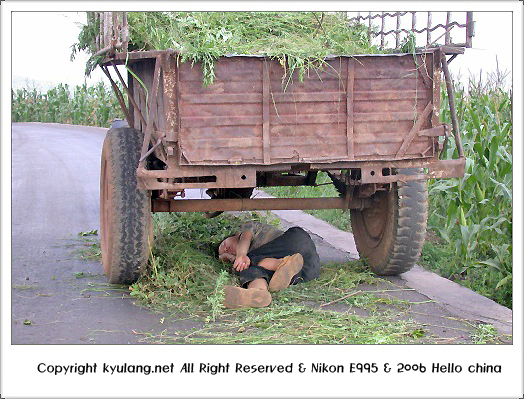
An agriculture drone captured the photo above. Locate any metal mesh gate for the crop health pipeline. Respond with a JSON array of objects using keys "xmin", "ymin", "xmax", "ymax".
[{"xmin": 347, "ymin": 11, "xmax": 474, "ymax": 50}]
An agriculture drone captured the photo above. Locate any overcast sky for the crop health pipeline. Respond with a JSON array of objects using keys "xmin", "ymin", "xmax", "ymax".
[{"xmin": 9, "ymin": 10, "xmax": 516, "ymax": 90}]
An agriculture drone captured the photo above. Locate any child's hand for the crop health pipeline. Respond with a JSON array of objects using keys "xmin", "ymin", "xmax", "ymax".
[{"xmin": 233, "ymin": 255, "xmax": 250, "ymax": 272}]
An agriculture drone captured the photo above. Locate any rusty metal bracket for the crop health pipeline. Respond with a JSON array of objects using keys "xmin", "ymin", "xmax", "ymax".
[
  {"xmin": 418, "ymin": 124, "xmax": 449, "ymax": 157},
  {"xmin": 396, "ymin": 102, "xmax": 433, "ymax": 158},
  {"xmin": 440, "ymin": 52, "xmax": 464, "ymax": 158},
  {"xmin": 139, "ymin": 133, "xmax": 166, "ymax": 163},
  {"xmin": 426, "ymin": 157, "xmax": 465, "ymax": 179},
  {"xmin": 359, "ymin": 156, "xmax": 465, "ymax": 184},
  {"xmin": 417, "ymin": 124, "xmax": 449, "ymax": 137},
  {"xmin": 94, "ymin": 41, "xmax": 123, "ymax": 58},
  {"xmin": 137, "ymin": 165, "xmax": 257, "ymax": 190},
  {"xmin": 100, "ymin": 65, "xmax": 134, "ymax": 128}
]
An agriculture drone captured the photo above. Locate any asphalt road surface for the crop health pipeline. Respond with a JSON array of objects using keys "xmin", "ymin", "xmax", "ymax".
[
  {"xmin": 10, "ymin": 122, "xmax": 511, "ymax": 345},
  {"xmin": 11, "ymin": 123, "xmax": 202, "ymax": 344}
]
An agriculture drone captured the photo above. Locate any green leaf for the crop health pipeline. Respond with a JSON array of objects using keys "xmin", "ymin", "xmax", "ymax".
[
  {"xmin": 459, "ymin": 207, "xmax": 467, "ymax": 227},
  {"xmin": 488, "ymin": 135, "xmax": 499, "ymax": 172},
  {"xmin": 469, "ymin": 106, "xmax": 482, "ymax": 134},
  {"xmin": 474, "ymin": 182, "xmax": 485, "ymax": 202},
  {"xmin": 489, "ymin": 178, "xmax": 512, "ymax": 200},
  {"xmin": 435, "ymin": 227, "xmax": 451, "ymax": 244},
  {"xmin": 78, "ymin": 229, "xmax": 98, "ymax": 236},
  {"xmin": 476, "ymin": 258, "xmax": 501, "ymax": 271},
  {"xmin": 495, "ymin": 275, "xmax": 511, "ymax": 290}
]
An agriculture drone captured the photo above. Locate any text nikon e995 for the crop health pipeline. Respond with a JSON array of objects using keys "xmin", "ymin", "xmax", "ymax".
[{"xmin": 36, "ymin": 361, "xmax": 502, "ymax": 376}]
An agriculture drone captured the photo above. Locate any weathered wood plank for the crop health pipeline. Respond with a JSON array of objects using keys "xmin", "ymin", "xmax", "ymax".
[
  {"xmin": 262, "ymin": 60, "xmax": 271, "ymax": 164},
  {"xmin": 346, "ymin": 58, "xmax": 355, "ymax": 159}
]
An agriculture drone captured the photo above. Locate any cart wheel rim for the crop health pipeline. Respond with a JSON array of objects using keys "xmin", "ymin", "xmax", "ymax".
[{"xmin": 359, "ymin": 191, "xmax": 388, "ymax": 244}]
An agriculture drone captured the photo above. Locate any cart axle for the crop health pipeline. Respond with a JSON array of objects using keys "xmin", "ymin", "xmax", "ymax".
[{"xmin": 151, "ymin": 197, "xmax": 371, "ymax": 213}]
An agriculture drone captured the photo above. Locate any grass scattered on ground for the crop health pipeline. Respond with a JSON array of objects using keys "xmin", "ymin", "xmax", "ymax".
[
  {"xmin": 127, "ymin": 212, "xmax": 430, "ymax": 344},
  {"xmin": 471, "ymin": 323, "xmax": 499, "ymax": 345},
  {"xmin": 12, "ymin": 285, "xmax": 38, "ymax": 290},
  {"xmin": 138, "ymin": 307, "xmax": 423, "ymax": 345},
  {"xmin": 75, "ymin": 239, "xmax": 102, "ymax": 261},
  {"xmin": 71, "ymin": 211, "xmax": 507, "ymax": 344}
]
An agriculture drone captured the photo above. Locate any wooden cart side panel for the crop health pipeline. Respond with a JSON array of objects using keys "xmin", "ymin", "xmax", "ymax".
[
  {"xmin": 171, "ymin": 53, "xmax": 437, "ymax": 165},
  {"xmin": 352, "ymin": 54, "xmax": 434, "ymax": 159},
  {"xmin": 267, "ymin": 58, "xmax": 349, "ymax": 161},
  {"xmin": 178, "ymin": 58, "xmax": 264, "ymax": 163}
]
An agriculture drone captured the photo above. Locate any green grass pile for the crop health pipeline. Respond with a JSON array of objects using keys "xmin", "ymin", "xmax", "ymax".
[
  {"xmin": 129, "ymin": 211, "xmax": 277, "ymax": 315},
  {"xmin": 74, "ymin": 12, "xmax": 381, "ymax": 85},
  {"xmin": 126, "ymin": 211, "xmax": 429, "ymax": 344}
]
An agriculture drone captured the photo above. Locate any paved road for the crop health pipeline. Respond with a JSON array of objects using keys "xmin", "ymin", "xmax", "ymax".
[
  {"xmin": 10, "ymin": 122, "xmax": 512, "ymax": 345},
  {"xmin": 11, "ymin": 123, "xmax": 202, "ymax": 344}
]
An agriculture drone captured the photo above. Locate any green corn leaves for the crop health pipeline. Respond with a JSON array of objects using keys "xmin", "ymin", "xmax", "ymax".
[
  {"xmin": 11, "ymin": 82, "xmax": 124, "ymax": 127},
  {"xmin": 428, "ymin": 70, "xmax": 512, "ymax": 308}
]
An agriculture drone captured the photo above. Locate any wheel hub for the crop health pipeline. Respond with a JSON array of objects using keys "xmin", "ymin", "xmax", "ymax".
[{"xmin": 361, "ymin": 192, "xmax": 388, "ymax": 240}]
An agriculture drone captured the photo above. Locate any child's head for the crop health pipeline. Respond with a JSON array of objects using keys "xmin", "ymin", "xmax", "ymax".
[{"xmin": 217, "ymin": 233, "xmax": 241, "ymax": 258}]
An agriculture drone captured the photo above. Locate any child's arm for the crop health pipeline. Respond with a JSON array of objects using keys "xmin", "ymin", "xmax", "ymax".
[{"xmin": 233, "ymin": 230, "xmax": 253, "ymax": 272}]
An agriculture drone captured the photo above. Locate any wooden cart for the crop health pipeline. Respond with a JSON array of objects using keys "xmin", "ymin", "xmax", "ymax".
[{"xmin": 96, "ymin": 12, "xmax": 473, "ymax": 284}]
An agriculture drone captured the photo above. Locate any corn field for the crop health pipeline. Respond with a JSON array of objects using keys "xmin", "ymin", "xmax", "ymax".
[
  {"xmin": 11, "ymin": 70, "xmax": 513, "ymax": 308},
  {"xmin": 427, "ymin": 70, "xmax": 512, "ymax": 308},
  {"xmin": 11, "ymin": 81, "xmax": 123, "ymax": 127}
]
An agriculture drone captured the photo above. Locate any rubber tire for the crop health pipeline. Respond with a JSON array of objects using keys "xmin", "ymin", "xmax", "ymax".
[
  {"xmin": 350, "ymin": 174, "xmax": 428, "ymax": 275},
  {"xmin": 100, "ymin": 127, "xmax": 153, "ymax": 284}
]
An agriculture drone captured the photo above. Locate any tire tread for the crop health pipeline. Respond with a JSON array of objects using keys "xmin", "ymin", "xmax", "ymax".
[
  {"xmin": 101, "ymin": 127, "xmax": 151, "ymax": 284},
  {"xmin": 350, "ymin": 172, "xmax": 428, "ymax": 276}
]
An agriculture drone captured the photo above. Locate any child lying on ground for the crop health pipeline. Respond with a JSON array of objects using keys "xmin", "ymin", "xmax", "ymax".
[{"xmin": 217, "ymin": 221, "xmax": 320, "ymax": 308}]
